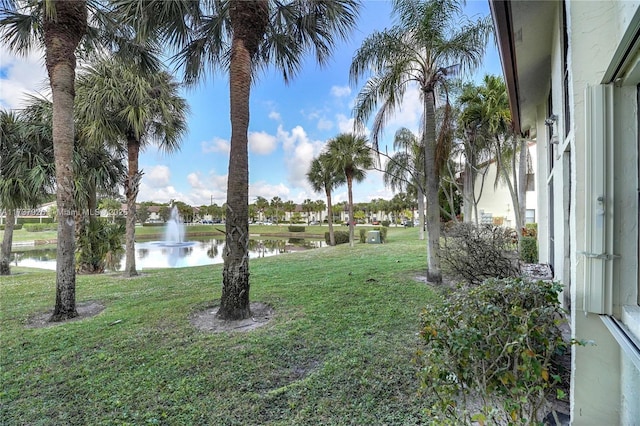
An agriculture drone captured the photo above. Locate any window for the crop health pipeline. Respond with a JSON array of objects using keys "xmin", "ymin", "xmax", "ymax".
[{"xmin": 526, "ymin": 209, "xmax": 536, "ymax": 224}]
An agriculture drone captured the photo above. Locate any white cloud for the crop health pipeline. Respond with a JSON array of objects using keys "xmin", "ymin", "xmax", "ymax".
[
  {"xmin": 144, "ymin": 165, "xmax": 172, "ymax": 187},
  {"xmin": 0, "ymin": 49, "xmax": 48, "ymax": 110},
  {"xmin": 249, "ymin": 130, "xmax": 278, "ymax": 155},
  {"xmin": 268, "ymin": 110, "xmax": 281, "ymax": 121},
  {"xmin": 317, "ymin": 117, "xmax": 333, "ymax": 131},
  {"xmin": 330, "ymin": 85, "xmax": 351, "ymax": 98},
  {"xmin": 249, "ymin": 181, "xmax": 291, "ymax": 201},
  {"xmin": 276, "ymin": 124, "xmax": 325, "ymax": 193},
  {"xmin": 201, "ymin": 137, "xmax": 230, "ymax": 154}
]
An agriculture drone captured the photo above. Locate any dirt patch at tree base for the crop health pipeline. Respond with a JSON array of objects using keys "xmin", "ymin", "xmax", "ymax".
[
  {"xmin": 190, "ymin": 302, "xmax": 274, "ymax": 333},
  {"xmin": 26, "ymin": 301, "xmax": 106, "ymax": 328}
]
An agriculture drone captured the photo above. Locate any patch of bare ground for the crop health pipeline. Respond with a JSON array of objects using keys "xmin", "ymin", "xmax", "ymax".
[
  {"xmin": 26, "ymin": 301, "xmax": 106, "ymax": 328},
  {"xmin": 190, "ymin": 302, "xmax": 274, "ymax": 333}
]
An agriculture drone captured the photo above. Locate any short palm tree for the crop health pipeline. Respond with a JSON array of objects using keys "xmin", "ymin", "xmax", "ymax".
[
  {"xmin": 350, "ymin": 0, "xmax": 490, "ymax": 283},
  {"xmin": 326, "ymin": 133, "xmax": 374, "ymax": 247},
  {"xmin": 116, "ymin": 0, "xmax": 360, "ymax": 319},
  {"xmin": 75, "ymin": 58, "xmax": 188, "ymax": 277},
  {"xmin": 384, "ymin": 128, "xmax": 426, "ymax": 240},
  {"xmin": 306, "ymin": 152, "xmax": 345, "ymax": 246},
  {"xmin": 0, "ymin": 109, "xmax": 55, "ymax": 275}
]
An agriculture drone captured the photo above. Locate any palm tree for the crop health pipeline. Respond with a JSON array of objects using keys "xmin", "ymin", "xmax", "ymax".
[
  {"xmin": 302, "ymin": 199, "xmax": 314, "ymax": 224},
  {"xmin": 20, "ymin": 94, "xmax": 127, "ymax": 274},
  {"xmin": 307, "ymin": 152, "xmax": 345, "ymax": 246},
  {"xmin": 116, "ymin": 0, "xmax": 360, "ymax": 319},
  {"xmin": 383, "ymin": 128, "xmax": 426, "ymax": 239},
  {"xmin": 325, "ymin": 133, "xmax": 374, "ymax": 247},
  {"xmin": 75, "ymin": 58, "xmax": 188, "ymax": 277},
  {"xmin": 0, "ymin": 0, "xmax": 159, "ymax": 320},
  {"xmin": 0, "ymin": 109, "xmax": 55, "ymax": 275},
  {"xmin": 270, "ymin": 196, "xmax": 283, "ymax": 224},
  {"xmin": 350, "ymin": 0, "xmax": 490, "ymax": 283}
]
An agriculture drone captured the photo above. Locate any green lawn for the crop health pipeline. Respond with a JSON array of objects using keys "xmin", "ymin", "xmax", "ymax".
[{"xmin": 0, "ymin": 228, "xmax": 436, "ymax": 425}]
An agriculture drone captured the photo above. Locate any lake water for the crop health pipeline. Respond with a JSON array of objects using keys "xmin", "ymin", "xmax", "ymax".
[{"xmin": 11, "ymin": 237, "xmax": 324, "ymax": 271}]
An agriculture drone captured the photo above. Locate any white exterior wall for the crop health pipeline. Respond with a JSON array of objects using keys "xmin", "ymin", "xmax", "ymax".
[
  {"xmin": 471, "ymin": 143, "xmax": 537, "ymax": 228},
  {"xmin": 532, "ymin": 1, "xmax": 640, "ymax": 423}
]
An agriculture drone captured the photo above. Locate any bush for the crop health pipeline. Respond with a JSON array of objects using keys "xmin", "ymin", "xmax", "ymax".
[
  {"xmin": 287, "ymin": 225, "xmax": 305, "ymax": 233},
  {"xmin": 523, "ymin": 223, "xmax": 538, "ymax": 238},
  {"xmin": 417, "ymin": 277, "xmax": 572, "ymax": 424},
  {"xmin": 441, "ymin": 223, "xmax": 520, "ymax": 286},
  {"xmin": 359, "ymin": 228, "xmax": 367, "ymax": 243},
  {"xmin": 16, "ymin": 217, "xmax": 54, "ymax": 224},
  {"xmin": 23, "ymin": 223, "xmax": 57, "ymax": 232},
  {"xmin": 141, "ymin": 222, "xmax": 165, "ymax": 227},
  {"xmin": 372, "ymin": 226, "xmax": 388, "ymax": 243},
  {"xmin": 0, "ymin": 224, "xmax": 23, "ymax": 231},
  {"xmin": 520, "ymin": 236, "xmax": 539, "ymax": 263},
  {"xmin": 324, "ymin": 230, "xmax": 349, "ymax": 245},
  {"xmin": 76, "ymin": 220, "xmax": 125, "ymax": 273},
  {"xmin": 381, "ymin": 220, "xmax": 391, "ymax": 227}
]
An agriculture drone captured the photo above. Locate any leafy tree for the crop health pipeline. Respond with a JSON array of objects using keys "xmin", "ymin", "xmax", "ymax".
[
  {"xmin": 136, "ymin": 204, "xmax": 150, "ymax": 224},
  {"xmin": 158, "ymin": 206, "xmax": 171, "ymax": 223},
  {"xmin": 307, "ymin": 152, "xmax": 345, "ymax": 245},
  {"xmin": 76, "ymin": 58, "xmax": 188, "ymax": 277},
  {"xmin": 383, "ymin": 128, "xmax": 425, "ymax": 238},
  {"xmin": 116, "ymin": 0, "xmax": 360, "ymax": 320},
  {"xmin": 326, "ymin": 133, "xmax": 374, "ymax": 247},
  {"xmin": 350, "ymin": 0, "xmax": 490, "ymax": 283},
  {"xmin": 283, "ymin": 200, "xmax": 296, "ymax": 223}
]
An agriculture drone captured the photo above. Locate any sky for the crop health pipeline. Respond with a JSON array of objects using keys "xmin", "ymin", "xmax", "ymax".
[{"xmin": 0, "ymin": 0, "xmax": 502, "ymax": 208}]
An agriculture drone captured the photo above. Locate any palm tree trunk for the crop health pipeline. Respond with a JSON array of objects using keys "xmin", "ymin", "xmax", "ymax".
[
  {"xmin": 124, "ymin": 137, "xmax": 141, "ymax": 277},
  {"xmin": 326, "ymin": 189, "xmax": 336, "ymax": 246},
  {"xmin": 423, "ymin": 88, "xmax": 442, "ymax": 284},
  {"xmin": 44, "ymin": 0, "xmax": 87, "ymax": 322},
  {"xmin": 0, "ymin": 209, "xmax": 16, "ymax": 275},
  {"xmin": 219, "ymin": 31, "xmax": 252, "ymax": 321},
  {"xmin": 347, "ymin": 175, "xmax": 355, "ymax": 247},
  {"xmin": 417, "ymin": 187, "xmax": 425, "ymax": 240}
]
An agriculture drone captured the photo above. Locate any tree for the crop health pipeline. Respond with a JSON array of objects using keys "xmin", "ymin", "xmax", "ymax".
[
  {"xmin": 255, "ymin": 196, "xmax": 269, "ymax": 222},
  {"xmin": 283, "ymin": 200, "xmax": 296, "ymax": 223},
  {"xmin": 325, "ymin": 133, "xmax": 374, "ymax": 247},
  {"xmin": 0, "ymin": 109, "xmax": 55, "ymax": 275},
  {"xmin": 302, "ymin": 198, "xmax": 314, "ymax": 224},
  {"xmin": 350, "ymin": 0, "xmax": 490, "ymax": 283},
  {"xmin": 21, "ymin": 94, "xmax": 127, "ymax": 274},
  {"xmin": 76, "ymin": 58, "xmax": 188, "ymax": 277},
  {"xmin": 307, "ymin": 152, "xmax": 345, "ymax": 246},
  {"xmin": 270, "ymin": 196, "xmax": 283, "ymax": 224},
  {"xmin": 117, "ymin": 0, "xmax": 360, "ymax": 320},
  {"xmin": 0, "ymin": 0, "xmax": 159, "ymax": 320},
  {"xmin": 383, "ymin": 128, "xmax": 426, "ymax": 239}
]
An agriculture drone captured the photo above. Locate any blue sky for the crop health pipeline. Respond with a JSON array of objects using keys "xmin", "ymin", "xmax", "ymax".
[{"xmin": 0, "ymin": 0, "xmax": 501, "ymax": 207}]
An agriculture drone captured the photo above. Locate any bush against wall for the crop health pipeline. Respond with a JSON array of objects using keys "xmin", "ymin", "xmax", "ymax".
[
  {"xmin": 372, "ymin": 226, "xmax": 388, "ymax": 243},
  {"xmin": 359, "ymin": 228, "xmax": 367, "ymax": 243},
  {"xmin": 440, "ymin": 223, "xmax": 520, "ymax": 286},
  {"xmin": 417, "ymin": 278, "xmax": 572, "ymax": 425},
  {"xmin": 520, "ymin": 236, "xmax": 539, "ymax": 263}
]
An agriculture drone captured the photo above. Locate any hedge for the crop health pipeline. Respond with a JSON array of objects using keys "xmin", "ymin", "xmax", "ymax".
[
  {"xmin": 0, "ymin": 224, "xmax": 23, "ymax": 231},
  {"xmin": 287, "ymin": 225, "xmax": 305, "ymax": 233},
  {"xmin": 324, "ymin": 230, "xmax": 349, "ymax": 245}
]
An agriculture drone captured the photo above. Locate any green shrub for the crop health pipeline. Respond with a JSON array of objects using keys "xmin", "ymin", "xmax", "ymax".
[
  {"xmin": 372, "ymin": 226, "xmax": 388, "ymax": 243},
  {"xmin": 76, "ymin": 220, "xmax": 125, "ymax": 273},
  {"xmin": 142, "ymin": 222, "xmax": 165, "ymax": 227},
  {"xmin": 23, "ymin": 223, "xmax": 57, "ymax": 232},
  {"xmin": 381, "ymin": 220, "xmax": 391, "ymax": 227},
  {"xmin": 359, "ymin": 228, "xmax": 367, "ymax": 243},
  {"xmin": 287, "ymin": 225, "xmax": 305, "ymax": 233},
  {"xmin": 16, "ymin": 216, "xmax": 54, "ymax": 224},
  {"xmin": 523, "ymin": 223, "xmax": 538, "ymax": 238},
  {"xmin": 520, "ymin": 236, "xmax": 539, "ymax": 263},
  {"xmin": 0, "ymin": 224, "xmax": 23, "ymax": 231},
  {"xmin": 324, "ymin": 230, "xmax": 349, "ymax": 245},
  {"xmin": 417, "ymin": 278, "xmax": 573, "ymax": 424}
]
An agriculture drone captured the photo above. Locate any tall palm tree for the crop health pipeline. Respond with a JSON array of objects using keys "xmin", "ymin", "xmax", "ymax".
[
  {"xmin": 0, "ymin": 109, "xmax": 55, "ymax": 275},
  {"xmin": 307, "ymin": 152, "xmax": 345, "ymax": 246},
  {"xmin": 384, "ymin": 128, "xmax": 425, "ymax": 240},
  {"xmin": 326, "ymin": 133, "xmax": 374, "ymax": 247},
  {"xmin": 116, "ymin": 0, "xmax": 360, "ymax": 319},
  {"xmin": 75, "ymin": 58, "xmax": 188, "ymax": 277},
  {"xmin": 0, "ymin": 0, "xmax": 159, "ymax": 320},
  {"xmin": 350, "ymin": 0, "xmax": 490, "ymax": 283}
]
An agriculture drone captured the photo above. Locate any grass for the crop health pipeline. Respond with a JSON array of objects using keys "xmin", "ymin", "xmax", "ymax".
[{"xmin": 0, "ymin": 228, "xmax": 436, "ymax": 425}]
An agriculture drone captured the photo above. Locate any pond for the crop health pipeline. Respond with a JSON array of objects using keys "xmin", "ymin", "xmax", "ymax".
[{"xmin": 11, "ymin": 237, "xmax": 324, "ymax": 271}]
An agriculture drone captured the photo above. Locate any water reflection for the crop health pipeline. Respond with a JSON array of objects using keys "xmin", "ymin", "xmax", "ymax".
[{"xmin": 12, "ymin": 237, "xmax": 324, "ymax": 271}]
